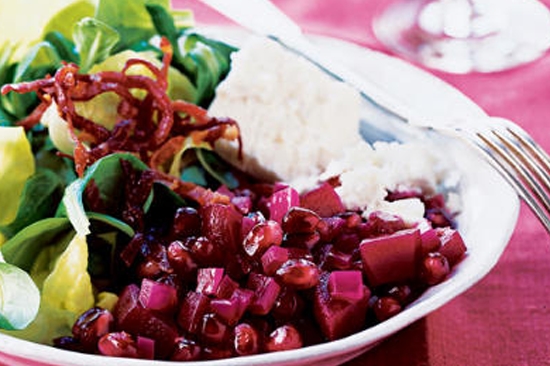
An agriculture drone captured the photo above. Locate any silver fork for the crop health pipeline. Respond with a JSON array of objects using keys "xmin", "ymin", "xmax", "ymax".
[
  {"xmin": 451, "ymin": 117, "xmax": 550, "ymax": 233},
  {"xmin": 199, "ymin": 0, "xmax": 550, "ymax": 234}
]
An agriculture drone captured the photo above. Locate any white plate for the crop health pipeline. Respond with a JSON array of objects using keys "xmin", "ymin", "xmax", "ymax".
[{"xmin": 0, "ymin": 28, "xmax": 520, "ymax": 366}]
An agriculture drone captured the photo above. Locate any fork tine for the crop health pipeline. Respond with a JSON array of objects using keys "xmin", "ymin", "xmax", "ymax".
[
  {"xmin": 495, "ymin": 128, "xmax": 550, "ymax": 198},
  {"xmin": 506, "ymin": 123, "xmax": 550, "ymax": 178},
  {"xmin": 464, "ymin": 120, "xmax": 550, "ymax": 233}
]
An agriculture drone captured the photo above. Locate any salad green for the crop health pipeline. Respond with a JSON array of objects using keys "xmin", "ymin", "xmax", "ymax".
[{"xmin": 0, "ymin": 0, "xmax": 238, "ymax": 340}]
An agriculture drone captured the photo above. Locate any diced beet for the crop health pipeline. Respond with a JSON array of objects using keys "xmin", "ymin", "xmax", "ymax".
[
  {"xmin": 247, "ymin": 273, "xmax": 281, "ymax": 315},
  {"xmin": 313, "ymin": 273, "xmax": 371, "ymax": 340},
  {"xmin": 420, "ymin": 228, "xmax": 442, "ymax": 254},
  {"xmin": 300, "ymin": 182, "xmax": 345, "ymax": 217},
  {"xmin": 216, "ymin": 185, "xmax": 235, "ymax": 198},
  {"xmin": 359, "ymin": 228, "xmax": 422, "ymax": 287},
  {"xmin": 437, "ymin": 227, "xmax": 467, "ymax": 265},
  {"xmin": 113, "ymin": 285, "xmax": 179, "ymax": 359},
  {"xmin": 327, "ymin": 271, "xmax": 365, "ymax": 303},
  {"xmin": 139, "ymin": 278, "xmax": 177, "ymax": 314},
  {"xmin": 201, "ymin": 203, "xmax": 242, "ymax": 253},
  {"xmin": 232, "ymin": 195, "xmax": 253, "ymax": 215},
  {"xmin": 211, "ymin": 299, "xmax": 238, "ymax": 325},
  {"xmin": 129, "ymin": 313, "xmax": 177, "ymax": 359},
  {"xmin": 196, "ymin": 268, "xmax": 225, "ymax": 296},
  {"xmin": 267, "ymin": 186, "xmax": 300, "ymax": 224},
  {"xmin": 113, "ymin": 284, "xmax": 141, "ymax": 327},
  {"xmin": 210, "ymin": 288, "xmax": 252, "ymax": 326},
  {"xmin": 178, "ymin": 291, "xmax": 211, "ymax": 334},
  {"xmin": 137, "ymin": 336, "xmax": 155, "ymax": 360},
  {"xmin": 359, "ymin": 211, "xmax": 408, "ymax": 238},
  {"xmin": 231, "ymin": 288, "xmax": 254, "ymax": 318},
  {"xmin": 215, "ymin": 275, "xmax": 239, "ymax": 299},
  {"xmin": 261, "ymin": 246, "xmax": 289, "ymax": 276}
]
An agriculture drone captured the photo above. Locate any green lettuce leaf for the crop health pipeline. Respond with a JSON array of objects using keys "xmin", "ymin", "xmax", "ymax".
[
  {"xmin": 0, "ymin": 170, "xmax": 65, "ymax": 240},
  {"xmin": 73, "ymin": 17, "xmax": 120, "ymax": 73},
  {"xmin": 41, "ymin": 0, "xmax": 96, "ymax": 41},
  {"xmin": 59, "ymin": 153, "xmax": 149, "ymax": 235}
]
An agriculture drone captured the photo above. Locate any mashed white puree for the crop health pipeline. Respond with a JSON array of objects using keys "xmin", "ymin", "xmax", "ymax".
[
  {"xmin": 209, "ymin": 37, "xmax": 456, "ymax": 223},
  {"xmin": 209, "ymin": 37, "xmax": 362, "ymax": 182}
]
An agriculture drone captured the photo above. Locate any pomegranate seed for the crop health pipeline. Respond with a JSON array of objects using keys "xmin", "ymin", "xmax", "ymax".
[
  {"xmin": 426, "ymin": 208, "xmax": 454, "ymax": 228},
  {"xmin": 421, "ymin": 252, "xmax": 450, "ymax": 285},
  {"xmin": 265, "ymin": 325, "xmax": 303, "ymax": 352},
  {"xmin": 271, "ymin": 288, "xmax": 304, "ymax": 321},
  {"xmin": 320, "ymin": 246, "xmax": 353, "ymax": 271},
  {"xmin": 98, "ymin": 332, "xmax": 138, "ymax": 358},
  {"xmin": 281, "ymin": 207, "xmax": 321, "ymax": 234},
  {"xmin": 200, "ymin": 313, "xmax": 229, "ymax": 344},
  {"xmin": 387, "ymin": 285, "xmax": 413, "ymax": 305},
  {"xmin": 343, "ymin": 212, "xmax": 362, "ymax": 228},
  {"xmin": 233, "ymin": 323, "xmax": 260, "ymax": 356},
  {"xmin": 136, "ymin": 243, "xmax": 171, "ymax": 279},
  {"xmin": 373, "ymin": 296, "xmax": 402, "ymax": 321},
  {"xmin": 171, "ymin": 337, "xmax": 201, "ymax": 361},
  {"xmin": 243, "ymin": 220, "xmax": 283, "ymax": 257},
  {"xmin": 188, "ymin": 236, "xmax": 223, "ymax": 266},
  {"xmin": 172, "ymin": 207, "xmax": 201, "ymax": 238},
  {"xmin": 275, "ymin": 259, "xmax": 320, "ymax": 289},
  {"xmin": 72, "ymin": 307, "xmax": 113, "ymax": 351},
  {"xmin": 319, "ymin": 216, "xmax": 346, "ymax": 242},
  {"xmin": 167, "ymin": 240, "xmax": 197, "ymax": 277},
  {"xmin": 333, "ymin": 232, "xmax": 361, "ymax": 253}
]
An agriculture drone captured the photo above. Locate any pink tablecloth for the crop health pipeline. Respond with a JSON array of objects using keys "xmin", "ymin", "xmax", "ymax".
[{"xmin": 176, "ymin": 1, "xmax": 550, "ymax": 364}]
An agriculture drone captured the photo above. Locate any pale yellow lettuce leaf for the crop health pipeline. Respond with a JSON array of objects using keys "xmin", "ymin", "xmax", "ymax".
[{"xmin": 0, "ymin": 127, "xmax": 35, "ymax": 226}]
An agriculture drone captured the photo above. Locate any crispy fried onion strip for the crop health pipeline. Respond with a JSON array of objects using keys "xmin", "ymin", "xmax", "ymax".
[{"xmin": 1, "ymin": 38, "xmax": 241, "ymax": 205}]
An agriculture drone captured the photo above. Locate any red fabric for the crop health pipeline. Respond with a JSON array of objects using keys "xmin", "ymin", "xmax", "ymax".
[{"xmin": 175, "ymin": 0, "xmax": 550, "ymax": 364}]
